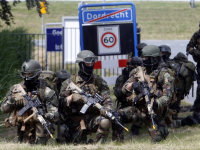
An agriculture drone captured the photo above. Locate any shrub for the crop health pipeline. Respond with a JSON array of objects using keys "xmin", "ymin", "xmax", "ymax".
[{"xmin": 0, "ymin": 27, "xmax": 34, "ymax": 102}]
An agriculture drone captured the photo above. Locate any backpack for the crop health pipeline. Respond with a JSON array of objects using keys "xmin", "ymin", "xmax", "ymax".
[
  {"xmin": 167, "ymin": 52, "xmax": 196, "ymax": 96},
  {"xmin": 38, "ymin": 70, "xmax": 58, "ymax": 92}
]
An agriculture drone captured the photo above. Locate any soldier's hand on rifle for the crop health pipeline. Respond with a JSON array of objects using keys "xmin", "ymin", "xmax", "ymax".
[
  {"xmin": 71, "ymin": 93, "xmax": 85, "ymax": 104},
  {"xmin": 12, "ymin": 93, "xmax": 25, "ymax": 106}
]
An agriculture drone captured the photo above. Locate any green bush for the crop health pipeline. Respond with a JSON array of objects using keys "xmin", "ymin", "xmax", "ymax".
[{"xmin": 0, "ymin": 27, "xmax": 34, "ymax": 102}]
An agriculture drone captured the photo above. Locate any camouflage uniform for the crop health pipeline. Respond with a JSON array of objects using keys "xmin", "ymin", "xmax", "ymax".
[
  {"xmin": 121, "ymin": 45, "xmax": 174, "ymax": 142},
  {"xmin": 186, "ymin": 29, "xmax": 200, "ymax": 112},
  {"xmin": 59, "ymin": 74, "xmax": 113, "ymax": 144},
  {"xmin": 112, "ymin": 57, "xmax": 143, "ymax": 142},
  {"xmin": 58, "ymin": 50, "xmax": 113, "ymax": 144},
  {"xmin": 1, "ymin": 60, "xmax": 59, "ymax": 144},
  {"xmin": 122, "ymin": 65, "xmax": 173, "ymax": 142}
]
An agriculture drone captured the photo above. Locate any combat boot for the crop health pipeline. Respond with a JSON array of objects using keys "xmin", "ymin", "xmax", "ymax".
[
  {"xmin": 193, "ymin": 112, "xmax": 200, "ymax": 123},
  {"xmin": 181, "ymin": 115, "xmax": 199, "ymax": 126},
  {"xmin": 112, "ymin": 110, "xmax": 124, "ymax": 142}
]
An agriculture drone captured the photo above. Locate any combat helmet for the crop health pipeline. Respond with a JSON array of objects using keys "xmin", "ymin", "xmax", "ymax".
[
  {"xmin": 158, "ymin": 45, "xmax": 171, "ymax": 61},
  {"xmin": 136, "ymin": 43, "xmax": 147, "ymax": 57},
  {"xmin": 56, "ymin": 69, "xmax": 71, "ymax": 80},
  {"xmin": 131, "ymin": 57, "xmax": 143, "ymax": 67},
  {"xmin": 76, "ymin": 50, "xmax": 98, "ymax": 76},
  {"xmin": 20, "ymin": 59, "xmax": 42, "ymax": 80},
  {"xmin": 141, "ymin": 45, "xmax": 161, "ymax": 67},
  {"xmin": 76, "ymin": 50, "xmax": 98, "ymax": 64}
]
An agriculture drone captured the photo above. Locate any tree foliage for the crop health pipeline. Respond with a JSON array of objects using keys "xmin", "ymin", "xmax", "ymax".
[{"xmin": 0, "ymin": 0, "xmax": 49, "ymax": 26}]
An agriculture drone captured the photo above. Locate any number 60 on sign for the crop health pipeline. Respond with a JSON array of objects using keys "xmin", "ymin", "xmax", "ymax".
[{"xmin": 97, "ymin": 25, "xmax": 121, "ymax": 55}]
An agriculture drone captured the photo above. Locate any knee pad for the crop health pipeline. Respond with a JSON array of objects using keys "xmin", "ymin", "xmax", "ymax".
[{"xmin": 97, "ymin": 118, "xmax": 111, "ymax": 134}]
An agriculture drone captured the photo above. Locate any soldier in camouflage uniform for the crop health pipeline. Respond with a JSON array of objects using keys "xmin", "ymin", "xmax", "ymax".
[
  {"xmin": 1, "ymin": 59, "xmax": 59, "ymax": 144},
  {"xmin": 186, "ymin": 26, "xmax": 200, "ymax": 113},
  {"xmin": 122, "ymin": 45, "xmax": 174, "ymax": 142},
  {"xmin": 159, "ymin": 46, "xmax": 197, "ymax": 124},
  {"xmin": 158, "ymin": 45, "xmax": 180, "ymax": 119},
  {"xmin": 112, "ymin": 57, "xmax": 143, "ymax": 142},
  {"xmin": 58, "ymin": 50, "xmax": 113, "ymax": 144}
]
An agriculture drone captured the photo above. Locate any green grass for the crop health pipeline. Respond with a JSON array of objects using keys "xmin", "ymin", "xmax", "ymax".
[{"xmin": 1, "ymin": 1, "xmax": 200, "ymax": 40}]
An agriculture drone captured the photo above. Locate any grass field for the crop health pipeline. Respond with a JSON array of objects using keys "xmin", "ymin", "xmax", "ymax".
[
  {"xmin": 1, "ymin": 1, "xmax": 200, "ymax": 40},
  {"xmin": 0, "ymin": 1, "xmax": 200, "ymax": 149}
]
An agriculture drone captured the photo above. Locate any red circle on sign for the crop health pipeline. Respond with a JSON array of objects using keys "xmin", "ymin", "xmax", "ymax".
[{"xmin": 101, "ymin": 32, "xmax": 117, "ymax": 48}]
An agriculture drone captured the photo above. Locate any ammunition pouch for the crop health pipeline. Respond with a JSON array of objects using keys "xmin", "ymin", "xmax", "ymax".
[{"xmin": 4, "ymin": 109, "xmax": 36, "ymax": 128}]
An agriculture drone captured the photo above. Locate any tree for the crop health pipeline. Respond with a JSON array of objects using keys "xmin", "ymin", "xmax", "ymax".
[{"xmin": 0, "ymin": 0, "xmax": 49, "ymax": 26}]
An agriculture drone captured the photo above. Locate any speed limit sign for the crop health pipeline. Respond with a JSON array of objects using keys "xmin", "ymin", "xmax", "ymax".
[
  {"xmin": 101, "ymin": 32, "xmax": 117, "ymax": 48},
  {"xmin": 97, "ymin": 25, "xmax": 120, "ymax": 55}
]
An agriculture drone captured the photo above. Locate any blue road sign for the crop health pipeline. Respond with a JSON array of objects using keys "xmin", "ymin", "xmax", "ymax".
[
  {"xmin": 46, "ymin": 28, "xmax": 62, "ymax": 52},
  {"xmin": 78, "ymin": 2, "xmax": 138, "ymax": 56},
  {"xmin": 82, "ymin": 8, "xmax": 132, "ymax": 24}
]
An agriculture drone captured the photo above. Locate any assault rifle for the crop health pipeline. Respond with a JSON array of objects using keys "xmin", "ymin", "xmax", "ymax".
[
  {"xmin": 134, "ymin": 66, "xmax": 156, "ymax": 130},
  {"xmin": 14, "ymin": 84, "xmax": 54, "ymax": 138},
  {"xmin": 68, "ymin": 81, "xmax": 129, "ymax": 132}
]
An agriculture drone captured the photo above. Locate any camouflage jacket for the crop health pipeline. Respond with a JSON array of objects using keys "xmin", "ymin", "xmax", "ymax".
[
  {"xmin": 186, "ymin": 30, "xmax": 200, "ymax": 63},
  {"xmin": 1, "ymin": 81, "xmax": 59, "ymax": 123},
  {"xmin": 122, "ymin": 66, "xmax": 174, "ymax": 116},
  {"xmin": 60, "ymin": 74, "xmax": 113, "ymax": 117}
]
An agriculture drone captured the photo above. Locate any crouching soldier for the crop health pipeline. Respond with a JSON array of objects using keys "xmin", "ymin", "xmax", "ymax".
[
  {"xmin": 58, "ymin": 50, "xmax": 113, "ymax": 144},
  {"xmin": 121, "ymin": 45, "xmax": 174, "ymax": 142},
  {"xmin": 1, "ymin": 59, "xmax": 59, "ymax": 144}
]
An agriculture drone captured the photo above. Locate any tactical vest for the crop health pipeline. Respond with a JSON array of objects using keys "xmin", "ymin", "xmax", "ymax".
[{"xmin": 69, "ymin": 74, "xmax": 101, "ymax": 114}]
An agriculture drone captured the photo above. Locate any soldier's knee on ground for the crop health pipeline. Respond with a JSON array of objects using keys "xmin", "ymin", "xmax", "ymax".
[
  {"xmin": 98, "ymin": 118, "xmax": 111, "ymax": 134},
  {"xmin": 94, "ymin": 118, "xmax": 111, "ymax": 144}
]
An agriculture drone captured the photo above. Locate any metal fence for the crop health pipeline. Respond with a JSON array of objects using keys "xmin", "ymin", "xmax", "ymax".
[{"xmin": 2, "ymin": 31, "xmax": 127, "ymax": 83}]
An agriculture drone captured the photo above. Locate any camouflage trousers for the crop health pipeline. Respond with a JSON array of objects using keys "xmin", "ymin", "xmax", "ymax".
[
  {"xmin": 112, "ymin": 106, "xmax": 143, "ymax": 142},
  {"xmin": 146, "ymin": 117, "xmax": 169, "ymax": 142},
  {"xmin": 114, "ymin": 106, "xmax": 169, "ymax": 143},
  {"xmin": 17, "ymin": 122, "xmax": 52, "ymax": 145},
  {"xmin": 58, "ymin": 115, "xmax": 111, "ymax": 144}
]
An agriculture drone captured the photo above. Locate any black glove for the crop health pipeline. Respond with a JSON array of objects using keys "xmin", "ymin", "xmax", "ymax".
[{"xmin": 132, "ymin": 82, "xmax": 142, "ymax": 93}]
